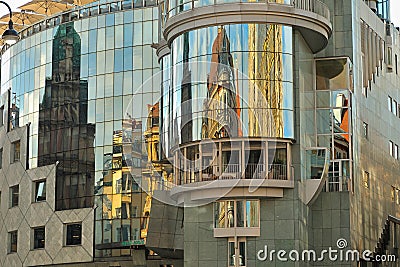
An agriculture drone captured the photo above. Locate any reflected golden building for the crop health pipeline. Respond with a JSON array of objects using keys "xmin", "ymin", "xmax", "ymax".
[{"xmin": 248, "ymin": 24, "xmax": 284, "ymax": 137}]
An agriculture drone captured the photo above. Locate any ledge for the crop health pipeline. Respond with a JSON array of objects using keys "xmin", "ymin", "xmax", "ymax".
[
  {"xmin": 170, "ymin": 179, "xmax": 294, "ymax": 204},
  {"xmin": 164, "ymin": 2, "xmax": 332, "ymax": 53}
]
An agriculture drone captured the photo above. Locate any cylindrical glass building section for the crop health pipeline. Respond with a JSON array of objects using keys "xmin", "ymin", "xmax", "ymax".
[{"xmin": 161, "ymin": 23, "xmax": 294, "ymax": 157}]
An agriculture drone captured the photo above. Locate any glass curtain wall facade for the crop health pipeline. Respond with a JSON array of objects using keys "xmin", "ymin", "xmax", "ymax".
[{"xmin": 0, "ymin": 2, "xmax": 160, "ymax": 259}]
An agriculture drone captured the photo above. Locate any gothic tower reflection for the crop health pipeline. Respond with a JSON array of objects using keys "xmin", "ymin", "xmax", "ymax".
[{"xmin": 39, "ymin": 22, "xmax": 95, "ymax": 210}]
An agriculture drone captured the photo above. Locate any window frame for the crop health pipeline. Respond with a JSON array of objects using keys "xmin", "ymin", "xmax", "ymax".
[
  {"xmin": 34, "ymin": 180, "xmax": 46, "ymax": 202},
  {"xmin": 65, "ymin": 223, "xmax": 82, "ymax": 246},
  {"xmin": 33, "ymin": 227, "xmax": 45, "ymax": 250},
  {"xmin": 9, "ymin": 185, "xmax": 19, "ymax": 208},
  {"xmin": 11, "ymin": 140, "xmax": 21, "ymax": 163},
  {"xmin": 214, "ymin": 200, "xmax": 260, "ymax": 229},
  {"xmin": 8, "ymin": 231, "xmax": 17, "ymax": 254},
  {"xmin": 389, "ymin": 141, "xmax": 394, "ymax": 157},
  {"xmin": 228, "ymin": 237, "xmax": 247, "ymax": 267}
]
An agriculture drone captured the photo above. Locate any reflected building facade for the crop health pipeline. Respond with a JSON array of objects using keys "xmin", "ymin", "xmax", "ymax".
[
  {"xmin": 39, "ymin": 22, "xmax": 95, "ymax": 210},
  {"xmin": 1, "ymin": 0, "xmax": 400, "ymax": 266}
]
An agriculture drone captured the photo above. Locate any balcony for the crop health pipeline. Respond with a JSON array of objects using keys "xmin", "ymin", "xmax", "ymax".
[
  {"xmin": 169, "ymin": 138, "xmax": 294, "ymax": 203},
  {"xmin": 162, "ymin": 0, "xmax": 332, "ymax": 53}
]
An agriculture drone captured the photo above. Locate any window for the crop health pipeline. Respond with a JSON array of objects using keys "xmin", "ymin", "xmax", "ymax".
[
  {"xmin": 0, "ymin": 148, "xmax": 3, "ymax": 169},
  {"xmin": 33, "ymin": 227, "xmax": 45, "ymax": 249},
  {"xmin": 363, "ymin": 171, "xmax": 370, "ymax": 189},
  {"xmin": 0, "ymin": 105, "xmax": 4, "ymax": 127},
  {"xmin": 392, "ymin": 186, "xmax": 396, "ymax": 202},
  {"xmin": 10, "ymin": 185, "xmax": 19, "ymax": 207},
  {"xmin": 362, "ymin": 122, "xmax": 368, "ymax": 139},
  {"xmin": 390, "ymin": 141, "xmax": 394, "ymax": 157},
  {"xmin": 228, "ymin": 237, "xmax": 246, "ymax": 267},
  {"xmin": 214, "ymin": 200, "xmax": 259, "ymax": 228},
  {"xmin": 393, "ymin": 100, "xmax": 398, "ymax": 116},
  {"xmin": 34, "ymin": 180, "xmax": 46, "ymax": 202},
  {"xmin": 395, "ymin": 145, "xmax": 399, "ymax": 160},
  {"xmin": 9, "ymin": 231, "xmax": 17, "ymax": 253},
  {"xmin": 66, "ymin": 223, "xmax": 82, "ymax": 246},
  {"xmin": 11, "ymin": 140, "xmax": 20, "ymax": 163},
  {"xmin": 398, "ymin": 104, "xmax": 400, "ymax": 118},
  {"xmin": 389, "ymin": 96, "xmax": 393, "ymax": 112}
]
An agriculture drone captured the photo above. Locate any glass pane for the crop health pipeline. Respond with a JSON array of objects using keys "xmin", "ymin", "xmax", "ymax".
[
  {"xmin": 66, "ymin": 224, "xmax": 82, "ymax": 245},
  {"xmin": 239, "ymin": 241, "xmax": 246, "ymax": 266},
  {"xmin": 246, "ymin": 200, "xmax": 259, "ymax": 227},
  {"xmin": 35, "ymin": 181, "xmax": 46, "ymax": 202},
  {"xmin": 227, "ymin": 201, "xmax": 235, "ymax": 228},
  {"xmin": 228, "ymin": 241, "xmax": 235, "ymax": 266},
  {"xmin": 34, "ymin": 228, "xmax": 45, "ymax": 249},
  {"xmin": 214, "ymin": 202, "xmax": 225, "ymax": 228},
  {"xmin": 236, "ymin": 201, "xmax": 244, "ymax": 227}
]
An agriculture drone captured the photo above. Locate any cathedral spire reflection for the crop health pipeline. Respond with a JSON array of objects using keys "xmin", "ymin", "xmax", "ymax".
[
  {"xmin": 202, "ymin": 26, "xmax": 240, "ymax": 139},
  {"xmin": 39, "ymin": 22, "xmax": 95, "ymax": 210}
]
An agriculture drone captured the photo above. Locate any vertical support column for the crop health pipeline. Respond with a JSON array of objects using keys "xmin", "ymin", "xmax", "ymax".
[
  {"xmin": 264, "ymin": 141, "xmax": 268, "ymax": 179},
  {"xmin": 241, "ymin": 140, "xmax": 245, "ymax": 179},
  {"xmin": 198, "ymin": 143, "xmax": 202, "ymax": 182},
  {"xmin": 183, "ymin": 147, "xmax": 187, "ymax": 184},
  {"xmin": 218, "ymin": 142, "xmax": 222, "ymax": 176},
  {"xmin": 287, "ymin": 142, "xmax": 292, "ymax": 180}
]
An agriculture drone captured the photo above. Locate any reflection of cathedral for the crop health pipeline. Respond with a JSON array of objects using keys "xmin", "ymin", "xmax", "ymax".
[
  {"xmin": 248, "ymin": 24, "xmax": 284, "ymax": 137},
  {"xmin": 38, "ymin": 22, "xmax": 95, "ymax": 210},
  {"xmin": 202, "ymin": 26, "xmax": 241, "ymax": 139}
]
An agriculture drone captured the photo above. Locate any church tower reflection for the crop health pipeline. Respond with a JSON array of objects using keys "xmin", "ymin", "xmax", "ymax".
[{"xmin": 39, "ymin": 22, "xmax": 95, "ymax": 210}]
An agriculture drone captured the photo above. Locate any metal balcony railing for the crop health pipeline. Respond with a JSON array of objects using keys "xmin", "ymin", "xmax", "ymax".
[
  {"xmin": 178, "ymin": 163, "xmax": 289, "ymax": 184},
  {"xmin": 166, "ymin": 0, "xmax": 330, "ymax": 23}
]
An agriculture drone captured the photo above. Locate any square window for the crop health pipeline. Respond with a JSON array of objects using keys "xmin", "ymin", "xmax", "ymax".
[
  {"xmin": 9, "ymin": 231, "xmax": 17, "ymax": 253},
  {"xmin": 10, "ymin": 185, "xmax": 19, "ymax": 207},
  {"xmin": 33, "ymin": 227, "xmax": 45, "ymax": 249},
  {"xmin": 66, "ymin": 223, "xmax": 82, "ymax": 246},
  {"xmin": 11, "ymin": 140, "xmax": 20, "ymax": 163},
  {"xmin": 34, "ymin": 180, "xmax": 46, "ymax": 202}
]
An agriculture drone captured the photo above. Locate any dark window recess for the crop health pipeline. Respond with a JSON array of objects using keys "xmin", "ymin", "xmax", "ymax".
[
  {"xmin": 0, "ymin": 105, "xmax": 4, "ymax": 126},
  {"xmin": 11, "ymin": 140, "xmax": 20, "ymax": 163},
  {"xmin": 10, "ymin": 185, "xmax": 19, "ymax": 207},
  {"xmin": 66, "ymin": 224, "xmax": 82, "ymax": 246},
  {"xmin": 9, "ymin": 231, "xmax": 17, "ymax": 253},
  {"xmin": 34, "ymin": 227, "xmax": 45, "ymax": 249},
  {"xmin": 0, "ymin": 148, "xmax": 3, "ymax": 169}
]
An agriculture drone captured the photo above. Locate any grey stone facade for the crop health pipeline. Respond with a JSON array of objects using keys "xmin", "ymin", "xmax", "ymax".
[{"xmin": 0, "ymin": 121, "xmax": 94, "ymax": 266}]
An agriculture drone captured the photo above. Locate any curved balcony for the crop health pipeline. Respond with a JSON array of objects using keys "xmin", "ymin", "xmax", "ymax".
[
  {"xmin": 163, "ymin": 0, "xmax": 332, "ymax": 53},
  {"xmin": 169, "ymin": 138, "xmax": 294, "ymax": 203}
]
